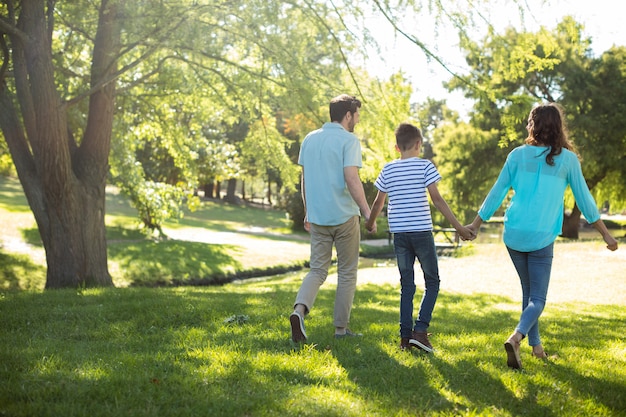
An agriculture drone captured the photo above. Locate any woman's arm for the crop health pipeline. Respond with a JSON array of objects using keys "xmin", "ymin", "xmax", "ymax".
[{"xmin": 591, "ymin": 219, "xmax": 619, "ymax": 251}]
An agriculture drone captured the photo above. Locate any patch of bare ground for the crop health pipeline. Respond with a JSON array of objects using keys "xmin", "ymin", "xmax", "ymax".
[{"xmin": 346, "ymin": 241, "xmax": 626, "ymax": 306}]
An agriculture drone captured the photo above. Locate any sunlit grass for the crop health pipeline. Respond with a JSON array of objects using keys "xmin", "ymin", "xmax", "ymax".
[
  {"xmin": 2, "ymin": 170, "xmax": 625, "ymax": 416},
  {"xmin": 0, "ymin": 177, "xmax": 309, "ymax": 288},
  {"xmin": 1, "ymin": 276, "xmax": 624, "ymax": 416}
]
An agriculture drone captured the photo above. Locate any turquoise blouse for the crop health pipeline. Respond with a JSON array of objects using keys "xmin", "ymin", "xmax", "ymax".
[{"xmin": 478, "ymin": 145, "xmax": 600, "ymax": 252}]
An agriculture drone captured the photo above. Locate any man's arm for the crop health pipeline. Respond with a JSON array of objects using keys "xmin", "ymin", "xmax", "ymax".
[
  {"xmin": 300, "ymin": 169, "xmax": 310, "ymax": 232},
  {"xmin": 344, "ymin": 166, "xmax": 371, "ymax": 221}
]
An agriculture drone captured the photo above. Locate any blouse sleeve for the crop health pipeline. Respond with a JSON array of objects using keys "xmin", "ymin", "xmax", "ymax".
[
  {"xmin": 568, "ymin": 154, "xmax": 600, "ymax": 223},
  {"xmin": 478, "ymin": 157, "xmax": 513, "ymax": 221}
]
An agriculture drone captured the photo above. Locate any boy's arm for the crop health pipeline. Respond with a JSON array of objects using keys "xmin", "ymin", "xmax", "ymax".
[
  {"xmin": 366, "ymin": 190, "xmax": 387, "ymax": 233},
  {"xmin": 427, "ymin": 183, "xmax": 475, "ymax": 240}
]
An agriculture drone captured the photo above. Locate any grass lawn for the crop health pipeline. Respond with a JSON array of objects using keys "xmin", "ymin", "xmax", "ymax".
[
  {"xmin": 1, "ymin": 175, "xmax": 625, "ymax": 416},
  {"xmin": 0, "ymin": 176, "xmax": 311, "ymax": 289},
  {"xmin": 1, "ymin": 277, "xmax": 625, "ymax": 416}
]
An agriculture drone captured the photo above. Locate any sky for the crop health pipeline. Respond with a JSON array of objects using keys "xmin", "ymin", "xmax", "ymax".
[{"xmin": 361, "ymin": 0, "xmax": 626, "ymax": 115}]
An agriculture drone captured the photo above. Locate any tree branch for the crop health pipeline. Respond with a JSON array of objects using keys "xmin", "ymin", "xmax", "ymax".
[
  {"xmin": 0, "ymin": 36, "xmax": 8, "ymax": 87},
  {"xmin": 0, "ymin": 18, "xmax": 27, "ymax": 43}
]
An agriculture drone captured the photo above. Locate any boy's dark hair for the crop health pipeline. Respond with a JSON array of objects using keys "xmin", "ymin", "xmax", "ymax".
[
  {"xmin": 329, "ymin": 94, "xmax": 361, "ymax": 122},
  {"xmin": 395, "ymin": 123, "xmax": 423, "ymax": 151}
]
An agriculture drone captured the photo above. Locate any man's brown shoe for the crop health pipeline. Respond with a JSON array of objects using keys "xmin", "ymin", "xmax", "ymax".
[
  {"xmin": 409, "ymin": 331, "xmax": 434, "ymax": 352},
  {"xmin": 290, "ymin": 311, "xmax": 307, "ymax": 343}
]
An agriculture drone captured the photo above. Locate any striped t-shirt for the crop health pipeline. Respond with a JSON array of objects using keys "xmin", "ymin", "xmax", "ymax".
[{"xmin": 374, "ymin": 157, "xmax": 441, "ymax": 233}]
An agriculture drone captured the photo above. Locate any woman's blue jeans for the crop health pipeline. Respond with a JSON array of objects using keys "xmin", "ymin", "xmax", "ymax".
[
  {"xmin": 393, "ymin": 231, "xmax": 440, "ymax": 338},
  {"xmin": 506, "ymin": 243, "xmax": 554, "ymax": 347}
]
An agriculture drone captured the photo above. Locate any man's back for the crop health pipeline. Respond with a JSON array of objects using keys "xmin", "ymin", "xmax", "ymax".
[{"xmin": 298, "ymin": 122, "xmax": 362, "ymax": 226}]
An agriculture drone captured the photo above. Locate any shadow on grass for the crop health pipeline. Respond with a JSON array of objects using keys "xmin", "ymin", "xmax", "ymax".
[
  {"xmin": 1, "ymin": 284, "xmax": 624, "ymax": 416},
  {"xmin": 0, "ymin": 250, "xmax": 45, "ymax": 291},
  {"xmin": 13, "ymin": 223, "xmax": 307, "ymax": 288},
  {"xmin": 0, "ymin": 179, "xmax": 32, "ymax": 213},
  {"xmin": 165, "ymin": 199, "xmax": 293, "ymax": 234},
  {"xmin": 108, "ymin": 239, "xmax": 308, "ymax": 287},
  {"xmin": 310, "ymin": 286, "xmax": 625, "ymax": 415},
  {"xmin": 108, "ymin": 240, "xmax": 242, "ymax": 286}
]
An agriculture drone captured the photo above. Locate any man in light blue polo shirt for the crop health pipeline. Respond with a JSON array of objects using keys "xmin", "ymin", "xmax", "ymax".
[{"xmin": 289, "ymin": 94, "xmax": 372, "ymax": 342}]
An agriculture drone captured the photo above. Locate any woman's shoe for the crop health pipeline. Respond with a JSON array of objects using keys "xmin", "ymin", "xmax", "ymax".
[
  {"xmin": 531, "ymin": 343, "xmax": 549, "ymax": 360},
  {"xmin": 504, "ymin": 337, "xmax": 522, "ymax": 369}
]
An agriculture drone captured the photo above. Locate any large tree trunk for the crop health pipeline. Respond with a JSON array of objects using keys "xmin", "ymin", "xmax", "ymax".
[
  {"xmin": 215, "ymin": 181, "xmax": 221, "ymax": 199},
  {"xmin": 202, "ymin": 182, "xmax": 215, "ymax": 199},
  {"xmin": 0, "ymin": 1, "xmax": 120, "ymax": 288},
  {"xmin": 224, "ymin": 178, "xmax": 238, "ymax": 204},
  {"xmin": 561, "ymin": 204, "xmax": 581, "ymax": 239}
]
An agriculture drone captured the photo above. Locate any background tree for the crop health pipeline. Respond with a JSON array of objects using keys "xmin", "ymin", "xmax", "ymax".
[
  {"xmin": 1, "ymin": 0, "xmax": 121, "ymax": 288},
  {"xmin": 444, "ymin": 17, "xmax": 626, "ymax": 236},
  {"xmin": 560, "ymin": 45, "xmax": 626, "ymax": 235},
  {"xmin": 0, "ymin": 0, "xmax": 361, "ymax": 289},
  {"xmin": 433, "ymin": 122, "xmax": 508, "ymax": 223}
]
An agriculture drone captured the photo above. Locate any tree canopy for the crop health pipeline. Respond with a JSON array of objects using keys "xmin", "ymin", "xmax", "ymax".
[
  {"xmin": 1, "ymin": 1, "xmax": 624, "ymax": 288},
  {"xmin": 440, "ymin": 17, "xmax": 626, "ymax": 233},
  {"xmin": 0, "ymin": 0, "xmax": 371, "ymax": 288}
]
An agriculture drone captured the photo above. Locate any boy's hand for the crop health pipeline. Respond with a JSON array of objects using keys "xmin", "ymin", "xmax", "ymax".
[{"xmin": 365, "ymin": 218, "xmax": 377, "ymax": 234}]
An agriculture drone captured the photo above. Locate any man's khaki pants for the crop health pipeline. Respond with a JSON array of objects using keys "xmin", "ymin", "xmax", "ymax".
[{"xmin": 294, "ymin": 216, "xmax": 360, "ymax": 328}]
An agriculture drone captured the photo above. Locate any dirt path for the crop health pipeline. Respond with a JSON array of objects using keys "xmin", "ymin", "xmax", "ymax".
[
  {"xmin": 330, "ymin": 242, "xmax": 626, "ymax": 306},
  {"xmin": 3, "ymin": 218, "xmax": 623, "ymax": 305}
]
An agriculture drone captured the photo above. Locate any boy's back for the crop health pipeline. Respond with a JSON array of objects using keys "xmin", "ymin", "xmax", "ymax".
[{"xmin": 374, "ymin": 157, "xmax": 441, "ymax": 233}]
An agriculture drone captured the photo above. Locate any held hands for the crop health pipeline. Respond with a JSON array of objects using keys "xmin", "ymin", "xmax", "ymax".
[
  {"xmin": 365, "ymin": 217, "xmax": 377, "ymax": 234},
  {"xmin": 464, "ymin": 216, "xmax": 483, "ymax": 241},
  {"xmin": 458, "ymin": 225, "xmax": 477, "ymax": 241},
  {"xmin": 465, "ymin": 223, "xmax": 479, "ymax": 240}
]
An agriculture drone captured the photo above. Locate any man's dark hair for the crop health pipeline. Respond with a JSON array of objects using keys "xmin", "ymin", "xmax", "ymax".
[
  {"xmin": 395, "ymin": 123, "xmax": 423, "ymax": 151},
  {"xmin": 329, "ymin": 94, "xmax": 361, "ymax": 122}
]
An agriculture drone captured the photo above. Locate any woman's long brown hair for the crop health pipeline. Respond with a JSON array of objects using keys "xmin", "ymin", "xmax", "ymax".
[{"xmin": 525, "ymin": 103, "xmax": 579, "ymax": 165}]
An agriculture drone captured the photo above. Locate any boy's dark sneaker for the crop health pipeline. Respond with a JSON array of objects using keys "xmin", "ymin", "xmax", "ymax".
[
  {"xmin": 409, "ymin": 331, "xmax": 434, "ymax": 353},
  {"xmin": 400, "ymin": 337, "xmax": 411, "ymax": 350},
  {"xmin": 290, "ymin": 311, "xmax": 307, "ymax": 343}
]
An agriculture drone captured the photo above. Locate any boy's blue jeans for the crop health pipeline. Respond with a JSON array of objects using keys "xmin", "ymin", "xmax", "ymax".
[
  {"xmin": 506, "ymin": 243, "xmax": 554, "ymax": 347},
  {"xmin": 393, "ymin": 231, "xmax": 440, "ymax": 338}
]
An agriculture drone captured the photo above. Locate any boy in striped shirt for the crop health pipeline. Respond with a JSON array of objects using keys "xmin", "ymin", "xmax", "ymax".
[{"xmin": 366, "ymin": 123, "xmax": 474, "ymax": 352}]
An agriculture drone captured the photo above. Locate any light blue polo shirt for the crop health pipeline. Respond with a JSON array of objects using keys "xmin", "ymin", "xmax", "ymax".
[
  {"xmin": 478, "ymin": 145, "xmax": 600, "ymax": 252},
  {"xmin": 298, "ymin": 122, "xmax": 362, "ymax": 226}
]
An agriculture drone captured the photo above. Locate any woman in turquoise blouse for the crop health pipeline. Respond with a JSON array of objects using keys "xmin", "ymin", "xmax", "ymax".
[{"xmin": 468, "ymin": 103, "xmax": 618, "ymax": 369}]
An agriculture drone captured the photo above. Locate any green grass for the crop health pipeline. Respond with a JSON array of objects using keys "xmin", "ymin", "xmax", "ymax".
[
  {"xmin": 1, "ymin": 175, "xmax": 625, "ymax": 415},
  {"xmin": 1, "ymin": 277, "xmax": 624, "ymax": 416},
  {"xmin": 0, "ymin": 177, "xmax": 310, "ymax": 289}
]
